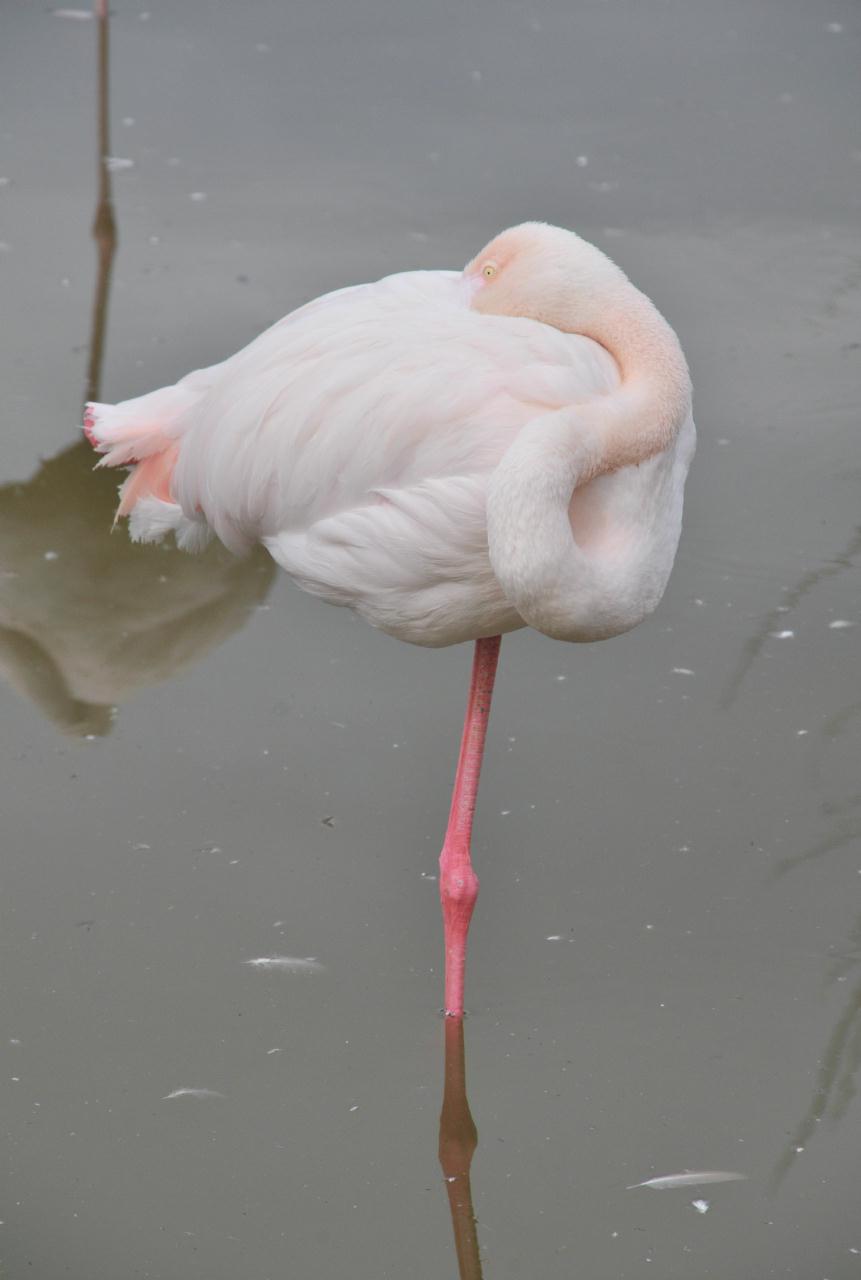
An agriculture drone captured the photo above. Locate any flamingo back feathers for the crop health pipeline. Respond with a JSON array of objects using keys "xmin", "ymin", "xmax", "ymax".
[{"xmin": 81, "ymin": 267, "xmax": 688, "ymax": 646}]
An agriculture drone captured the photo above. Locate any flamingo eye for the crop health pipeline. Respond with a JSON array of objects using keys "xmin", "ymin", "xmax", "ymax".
[{"xmin": 482, "ymin": 261, "xmax": 498, "ymax": 280}]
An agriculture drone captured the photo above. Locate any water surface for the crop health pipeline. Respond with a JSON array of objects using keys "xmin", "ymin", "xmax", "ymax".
[{"xmin": 1, "ymin": 2, "xmax": 860, "ymax": 1276}]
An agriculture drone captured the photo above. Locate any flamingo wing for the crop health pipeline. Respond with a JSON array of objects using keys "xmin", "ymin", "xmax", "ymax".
[{"xmin": 88, "ymin": 269, "xmax": 620, "ymax": 645}]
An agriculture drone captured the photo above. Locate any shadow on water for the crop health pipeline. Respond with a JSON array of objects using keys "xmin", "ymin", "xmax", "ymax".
[
  {"xmin": 439, "ymin": 1019, "xmax": 484, "ymax": 1279},
  {"xmin": 771, "ymin": 816, "xmax": 861, "ymax": 883},
  {"xmin": 756, "ymin": 534, "xmax": 861, "ymax": 1188},
  {"xmin": 720, "ymin": 523, "xmax": 861, "ymax": 711},
  {"xmin": 772, "ymin": 706, "xmax": 861, "ymax": 882},
  {"xmin": 771, "ymin": 789, "xmax": 861, "ymax": 1188},
  {"xmin": 0, "ymin": 0, "xmax": 275, "ymax": 736},
  {"xmin": 711, "ymin": 467, "xmax": 861, "ymax": 1188},
  {"xmin": 771, "ymin": 966, "xmax": 861, "ymax": 1192}
]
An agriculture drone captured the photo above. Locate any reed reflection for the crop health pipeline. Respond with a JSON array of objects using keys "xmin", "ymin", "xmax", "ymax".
[
  {"xmin": 721, "ymin": 523, "xmax": 861, "ymax": 710},
  {"xmin": 772, "ymin": 964, "xmax": 861, "ymax": 1190},
  {"xmin": 769, "ymin": 819, "xmax": 861, "ymax": 1187},
  {"xmin": 764, "ymin": 553, "xmax": 861, "ymax": 1186},
  {"xmin": 767, "ymin": 785, "xmax": 861, "ymax": 1182},
  {"xmin": 438, "ymin": 1019, "xmax": 484, "ymax": 1279},
  {"xmin": 771, "ymin": 800, "xmax": 861, "ymax": 1187},
  {"xmin": 0, "ymin": 0, "xmax": 275, "ymax": 736}
]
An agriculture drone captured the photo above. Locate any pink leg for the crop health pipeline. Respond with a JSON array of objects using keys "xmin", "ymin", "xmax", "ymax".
[{"xmin": 439, "ymin": 635, "xmax": 501, "ymax": 1017}]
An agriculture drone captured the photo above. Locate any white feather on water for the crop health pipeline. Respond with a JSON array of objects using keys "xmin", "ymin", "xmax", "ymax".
[
  {"xmin": 243, "ymin": 956, "xmax": 324, "ymax": 973},
  {"xmin": 627, "ymin": 1170, "xmax": 748, "ymax": 1191},
  {"xmin": 163, "ymin": 1087, "xmax": 225, "ymax": 1100}
]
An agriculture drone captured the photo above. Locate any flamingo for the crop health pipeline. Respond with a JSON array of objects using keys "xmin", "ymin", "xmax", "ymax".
[{"xmin": 84, "ymin": 221, "xmax": 695, "ymax": 1016}]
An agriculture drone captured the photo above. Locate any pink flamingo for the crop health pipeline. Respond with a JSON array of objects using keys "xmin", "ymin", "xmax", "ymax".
[{"xmin": 84, "ymin": 222, "xmax": 695, "ymax": 1016}]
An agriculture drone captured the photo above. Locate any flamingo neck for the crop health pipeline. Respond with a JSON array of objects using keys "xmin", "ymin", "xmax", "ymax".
[
  {"xmin": 485, "ymin": 282, "xmax": 692, "ymax": 642},
  {"xmin": 577, "ymin": 283, "xmax": 691, "ymax": 479}
]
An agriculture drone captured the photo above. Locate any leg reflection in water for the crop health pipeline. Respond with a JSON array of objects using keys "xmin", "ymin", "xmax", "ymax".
[
  {"xmin": 438, "ymin": 1019, "xmax": 483, "ymax": 1279},
  {"xmin": 85, "ymin": 0, "xmax": 117, "ymax": 411}
]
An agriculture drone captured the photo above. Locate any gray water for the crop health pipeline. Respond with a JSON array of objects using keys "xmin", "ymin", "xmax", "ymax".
[{"xmin": 1, "ymin": 2, "xmax": 860, "ymax": 1277}]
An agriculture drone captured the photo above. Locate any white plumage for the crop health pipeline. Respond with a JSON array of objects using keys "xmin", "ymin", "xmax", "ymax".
[
  {"xmin": 85, "ymin": 232, "xmax": 694, "ymax": 648},
  {"xmin": 84, "ymin": 220, "xmax": 697, "ymax": 1017}
]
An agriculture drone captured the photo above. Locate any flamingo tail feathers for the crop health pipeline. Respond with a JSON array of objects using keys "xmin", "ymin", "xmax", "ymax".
[{"xmin": 83, "ymin": 378, "xmax": 213, "ymax": 550}]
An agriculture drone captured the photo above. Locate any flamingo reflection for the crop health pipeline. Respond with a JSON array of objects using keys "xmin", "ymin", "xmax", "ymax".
[
  {"xmin": 439, "ymin": 1019, "xmax": 484, "ymax": 1278},
  {"xmin": 0, "ymin": 0, "xmax": 274, "ymax": 736}
]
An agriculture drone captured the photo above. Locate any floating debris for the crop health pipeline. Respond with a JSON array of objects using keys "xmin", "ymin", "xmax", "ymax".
[
  {"xmin": 52, "ymin": 7, "xmax": 94, "ymax": 18},
  {"xmin": 163, "ymin": 1087, "xmax": 224, "ymax": 1100},
  {"xmin": 769, "ymin": 630, "xmax": 794, "ymax": 640},
  {"xmin": 243, "ymin": 956, "xmax": 324, "ymax": 973},
  {"xmin": 672, "ymin": 667, "xmax": 694, "ymax": 675},
  {"xmin": 691, "ymin": 1199, "xmax": 710, "ymax": 1214},
  {"xmin": 829, "ymin": 620, "xmax": 854, "ymax": 630},
  {"xmin": 104, "ymin": 157, "xmax": 134, "ymax": 172},
  {"xmin": 627, "ymin": 1170, "xmax": 747, "ymax": 1191}
]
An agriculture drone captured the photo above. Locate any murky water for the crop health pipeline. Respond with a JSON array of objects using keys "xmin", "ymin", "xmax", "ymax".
[{"xmin": 2, "ymin": 2, "xmax": 860, "ymax": 1276}]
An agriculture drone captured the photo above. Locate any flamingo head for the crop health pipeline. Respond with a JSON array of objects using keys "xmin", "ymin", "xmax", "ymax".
[{"xmin": 463, "ymin": 221, "xmax": 627, "ymax": 333}]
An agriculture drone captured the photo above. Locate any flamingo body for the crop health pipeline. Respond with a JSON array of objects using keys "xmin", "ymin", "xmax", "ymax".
[
  {"xmin": 85, "ymin": 223, "xmax": 696, "ymax": 1015},
  {"xmin": 86, "ymin": 262, "xmax": 694, "ymax": 648}
]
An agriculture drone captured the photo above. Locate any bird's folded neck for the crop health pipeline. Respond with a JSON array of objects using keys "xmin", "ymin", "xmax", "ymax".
[{"xmin": 578, "ymin": 285, "xmax": 692, "ymax": 478}]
